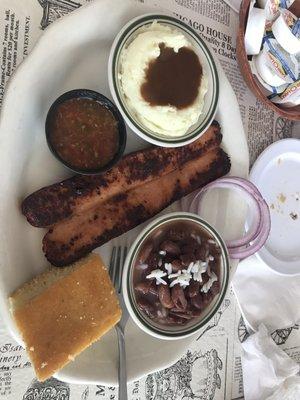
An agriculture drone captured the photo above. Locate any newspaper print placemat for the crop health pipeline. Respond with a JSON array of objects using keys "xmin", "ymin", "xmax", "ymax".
[
  {"xmin": 222, "ymin": 0, "xmax": 242, "ymax": 13},
  {"xmin": 0, "ymin": 0, "xmax": 299, "ymax": 399}
]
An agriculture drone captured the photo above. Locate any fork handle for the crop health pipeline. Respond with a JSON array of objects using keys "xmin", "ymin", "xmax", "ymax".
[{"xmin": 116, "ymin": 326, "xmax": 128, "ymax": 400}]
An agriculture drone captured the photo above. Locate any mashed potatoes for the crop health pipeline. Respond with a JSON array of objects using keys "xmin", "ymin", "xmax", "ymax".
[{"xmin": 119, "ymin": 22, "xmax": 208, "ymax": 137}]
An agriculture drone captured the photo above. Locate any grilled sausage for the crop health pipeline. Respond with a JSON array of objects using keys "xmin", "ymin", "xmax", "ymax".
[
  {"xmin": 43, "ymin": 148, "xmax": 230, "ymax": 266},
  {"xmin": 22, "ymin": 122, "xmax": 222, "ymax": 227}
]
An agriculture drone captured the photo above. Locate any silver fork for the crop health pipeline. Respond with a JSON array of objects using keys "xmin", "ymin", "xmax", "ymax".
[{"xmin": 109, "ymin": 246, "xmax": 129, "ymax": 400}]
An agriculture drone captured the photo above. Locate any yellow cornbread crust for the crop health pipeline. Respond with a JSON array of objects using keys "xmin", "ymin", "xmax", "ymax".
[{"xmin": 9, "ymin": 253, "xmax": 121, "ymax": 381}]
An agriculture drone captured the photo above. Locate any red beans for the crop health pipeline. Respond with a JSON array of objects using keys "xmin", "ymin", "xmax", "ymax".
[
  {"xmin": 202, "ymin": 273, "xmax": 209, "ymax": 284},
  {"xmin": 167, "ymin": 229, "xmax": 187, "ymax": 241},
  {"xmin": 202, "ymin": 291, "xmax": 214, "ymax": 306},
  {"xmin": 160, "ymin": 240, "xmax": 181, "ymax": 255},
  {"xmin": 133, "ymin": 224, "xmax": 221, "ymax": 326},
  {"xmin": 195, "ymin": 246, "xmax": 208, "ymax": 260},
  {"xmin": 171, "ymin": 259, "xmax": 182, "ymax": 272},
  {"xmin": 158, "ymin": 285, "xmax": 174, "ymax": 309},
  {"xmin": 180, "ymin": 253, "xmax": 196, "ymax": 266},
  {"xmin": 171, "ymin": 285, "xmax": 187, "ymax": 311},
  {"xmin": 188, "ymin": 281, "xmax": 200, "ymax": 298},
  {"xmin": 211, "ymin": 281, "xmax": 220, "ymax": 296},
  {"xmin": 135, "ymin": 281, "xmax": 152, "ymax": 295},
  {"xmin": 146, "ymin": 252, "xmax": 160, "ymax": 269},
  {"xmin": 181, "ymin": 242, "xmax": 198, "ymax": 255},
  {"xmin": 191, "ymin": 293, "xmax": 203, "ymax": 310},
  {"xmin": 138, "ymin": 243, "xmax": 153, "ymax": 264},
  {"xmin": 148, "ymin": 281, "xmax": 159, "ymax": 297},
  {"xmin": 137, "ymin": 298, "xmax": 156, "ymax": 318}
]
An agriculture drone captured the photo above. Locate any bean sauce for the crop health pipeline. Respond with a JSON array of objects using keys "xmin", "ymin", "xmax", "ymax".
[
  {"xmin": 48, "ymin": 98, "xmax": 119, "ymax": 170},
  {"xmin": 133, "ymin": 221, "xmax": 221, "ymax": 326}
]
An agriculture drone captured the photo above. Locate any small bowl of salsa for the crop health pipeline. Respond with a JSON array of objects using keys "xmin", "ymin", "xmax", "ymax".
[{"xmin": 45, "ymin": 89, "xmax": 126, "ymax": 174}]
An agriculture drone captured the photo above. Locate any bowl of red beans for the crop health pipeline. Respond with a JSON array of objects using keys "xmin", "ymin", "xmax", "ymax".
[{"xmin": 122, "ymin": 212, "xmax": 229, "ymax": 340}]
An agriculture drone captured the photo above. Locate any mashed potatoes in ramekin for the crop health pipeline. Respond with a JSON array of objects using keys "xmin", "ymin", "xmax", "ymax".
[{"xmin": 118, "ymin": 22, "xmax": 208, "ymax": 137}]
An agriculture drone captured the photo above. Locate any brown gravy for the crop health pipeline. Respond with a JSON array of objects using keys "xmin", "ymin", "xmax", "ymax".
[{"xmin": 141, "ymin": 43, "xmax": 203, "ymax": 109}]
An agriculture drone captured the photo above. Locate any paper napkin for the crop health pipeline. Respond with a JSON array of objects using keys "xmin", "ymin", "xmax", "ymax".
[
  {"xmin": 233, "ymin": 255, "xmax": 300, "ymax": 400},
  {"xmin": 232, "ymin": 255, "xmax": 300, "ymax": 331},
  {"xmin": 241, "ymin": 324, "xmax": 300, "ymax": 400}
]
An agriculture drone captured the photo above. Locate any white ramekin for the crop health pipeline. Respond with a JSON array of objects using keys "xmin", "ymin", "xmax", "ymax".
[
  {"xmin": 122, "ymin": 212, "xmax": 229, "ymax": 340},
  {"xmin": 108, "ymin": 14, "xmax": 219, "ymax": 148}
]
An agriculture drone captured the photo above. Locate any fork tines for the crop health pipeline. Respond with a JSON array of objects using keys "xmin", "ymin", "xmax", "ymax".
[{"xmin": 109, "ymin": 246, "xmax": 128, "ymax": 293}]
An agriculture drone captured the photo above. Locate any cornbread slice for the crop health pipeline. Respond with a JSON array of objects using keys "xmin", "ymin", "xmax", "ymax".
[{"xmin": 9, "ymin": 253, "xmax": 121, "ymax": 381}]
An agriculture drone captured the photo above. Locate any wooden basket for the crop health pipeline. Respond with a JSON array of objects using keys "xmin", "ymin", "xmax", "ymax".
[{"xmin": 236, "ymin": 0, "xmax": 300, "ymax": 121}]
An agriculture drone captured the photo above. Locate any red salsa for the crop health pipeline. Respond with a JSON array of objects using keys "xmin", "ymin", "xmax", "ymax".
[{"xmin": 49, "ymin": 98, "xmax": 119, "ymax": 170}]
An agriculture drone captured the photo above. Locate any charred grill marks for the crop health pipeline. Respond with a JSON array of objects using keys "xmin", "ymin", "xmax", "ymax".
[
  {"xmin": 22, "ymin": 123, "xmax": 222, "ymax": 227},
  {"xmin": 43, "ymin": 148, "xmax": 230, "ymax": 266}
]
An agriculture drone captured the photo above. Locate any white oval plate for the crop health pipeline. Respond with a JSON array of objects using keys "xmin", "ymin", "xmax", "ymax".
[
  {"xmin": 250, "ymin": 139, "xmax": 300, "ymax": 276},
  {"xmin": 0, "ymin": 0, "xmax": 248, "ymax": 385}
]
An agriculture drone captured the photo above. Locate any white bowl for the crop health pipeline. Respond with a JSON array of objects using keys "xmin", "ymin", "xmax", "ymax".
[
  {"xmin": 108, "ymin": 14, "xmax": 219, "ymax": 147},
  {"xmin": 122, "ymin": 212, "xmax": 229, "ymax": 340}
]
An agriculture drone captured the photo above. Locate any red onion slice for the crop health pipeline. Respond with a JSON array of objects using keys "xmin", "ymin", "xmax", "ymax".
[
  {"xmin": 190, "ymin": 182, "xmax": 262, "ymax": 248},
  {"xmin": 227, "ymin": 196, "xmax": 271, "ymax": 259},
  {"xmin": 216, "ymin": 177, "xmax": 270, "ymax": 251},
  {"xmin": 188, "ymin": 177, "xmax": 271, "ymax": 260}
]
